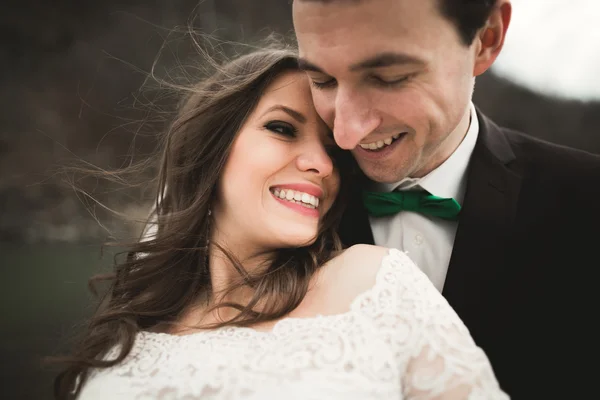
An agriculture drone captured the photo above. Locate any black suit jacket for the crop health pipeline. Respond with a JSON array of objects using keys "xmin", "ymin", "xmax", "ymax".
[{"xmin": 339, "ymin": 111, "xmax": 600, "ymax": 399}]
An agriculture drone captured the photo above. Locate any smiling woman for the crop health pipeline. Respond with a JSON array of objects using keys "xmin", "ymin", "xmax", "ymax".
[{"xmin": 51, "ymin": 43, "xmax": 355, "ymax": 399}]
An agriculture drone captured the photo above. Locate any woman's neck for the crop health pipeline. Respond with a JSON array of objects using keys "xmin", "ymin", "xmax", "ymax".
[
  {"xmin": 207, "ymin": 224, "xmax": 276, "ymax": 295},
  {"xmin": 172, "ymin": 237, "xmax": 275, "ymax": 331},
  {"xmin": 208, "ymin": 245, "xmax": 272, "ymax": 302}
]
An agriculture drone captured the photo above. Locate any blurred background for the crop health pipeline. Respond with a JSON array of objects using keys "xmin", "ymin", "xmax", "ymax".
[{"xmin": 1, "ymin": 0, "xmax": 598, "ymax": 398}]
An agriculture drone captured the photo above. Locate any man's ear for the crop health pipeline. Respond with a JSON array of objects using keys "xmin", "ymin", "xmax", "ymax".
[{"xmin": 473, "ymin": 0, "xmax": 512, "ymax": 76}]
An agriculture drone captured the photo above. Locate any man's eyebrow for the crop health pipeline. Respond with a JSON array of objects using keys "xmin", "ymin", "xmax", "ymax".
[
  {"xmin": 297, "ymin": 58, "xmax": 324, "ymax": 73},
  {"xmin": 350, "ymin": 52, "xmax": 426, "ymax": 71},
  {"xmin": 261, "ymin": 105, "xmax": 307, "ymax": 123},
  {"xmin": 298, "ymin": 52, "xmax": 425, "ymax": 74}
]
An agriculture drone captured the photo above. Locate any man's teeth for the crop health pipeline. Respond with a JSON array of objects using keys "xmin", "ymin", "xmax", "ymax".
[
  {"xmin": 272, "ymin": 188, "xmax": 320, "ymax": 209},
  {"xmin": 359, "ymin": 133, "xmax": 401, "ymax": 150}
]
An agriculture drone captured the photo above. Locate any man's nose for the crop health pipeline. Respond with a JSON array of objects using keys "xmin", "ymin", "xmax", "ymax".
[{"xmin": 332, "ymin": 88, "xmax": 380, "ymax": 150}]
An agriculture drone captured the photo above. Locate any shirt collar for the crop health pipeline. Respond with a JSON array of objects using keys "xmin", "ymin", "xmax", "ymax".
[{"xmin": 370, "ymin": 102, "xmax": 479, "ymax": 205}]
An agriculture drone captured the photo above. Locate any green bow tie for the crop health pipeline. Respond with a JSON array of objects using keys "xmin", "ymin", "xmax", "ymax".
[{"xmin": 362, "ymin": 190, "xmax": 461, "ymax": 221}]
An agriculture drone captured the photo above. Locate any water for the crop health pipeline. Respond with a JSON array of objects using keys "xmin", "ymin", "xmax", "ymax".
[{"xmin": 1, "ymin": 241, "xmax": 114, "ymax": 400}]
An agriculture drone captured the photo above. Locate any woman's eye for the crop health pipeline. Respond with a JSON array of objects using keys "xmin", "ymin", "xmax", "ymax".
[{"xmin": 265, "ymin": 121, "xmax": 297, "ymax": 137}]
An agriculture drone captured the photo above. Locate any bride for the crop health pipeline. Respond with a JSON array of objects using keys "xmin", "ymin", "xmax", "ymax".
[{"xmin": 54, "ymin": 45, "xmax": 508, "ymax": 399}]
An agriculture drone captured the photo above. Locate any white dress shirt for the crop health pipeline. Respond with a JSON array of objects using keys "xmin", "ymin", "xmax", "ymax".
[{"xmin": 368, "ymin": 103, "xmax": 479, "ymax": 292}]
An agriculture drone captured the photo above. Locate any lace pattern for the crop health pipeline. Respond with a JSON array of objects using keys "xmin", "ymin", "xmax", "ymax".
[{"xmin": 78, "ymin": 249, "xmax": 509, "ymax": 399}]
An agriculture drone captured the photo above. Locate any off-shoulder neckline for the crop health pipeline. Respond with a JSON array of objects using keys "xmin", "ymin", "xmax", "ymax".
[{"xmin": 138, "ymin": 248, "xmax": 405, "ymax": 341}]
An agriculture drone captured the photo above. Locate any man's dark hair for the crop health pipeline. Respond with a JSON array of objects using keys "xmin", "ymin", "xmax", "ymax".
[{"xmin": 438, "ymin": 0, "xmax": 498, "ymax": 45}]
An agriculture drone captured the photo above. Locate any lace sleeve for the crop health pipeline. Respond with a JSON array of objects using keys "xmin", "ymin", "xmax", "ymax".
[{"xmin": 384, "ymin": 249, "xmax": 509, "ymax": 400}]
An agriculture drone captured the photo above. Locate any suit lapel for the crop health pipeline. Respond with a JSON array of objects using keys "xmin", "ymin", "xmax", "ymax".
[{"xmin": 442, "ymin": 111, "xmax": 523, "ymax": 316}]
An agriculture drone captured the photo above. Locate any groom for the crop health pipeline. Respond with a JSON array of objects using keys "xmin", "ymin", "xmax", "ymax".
[{"xmin": 293, "ymin": 0, "xmax": 600, "ymax": 398}]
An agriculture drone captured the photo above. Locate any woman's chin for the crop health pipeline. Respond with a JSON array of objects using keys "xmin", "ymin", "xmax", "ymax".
[{"xmin": 272, "ymin": 231, "xmax": 318, "ymax": 249}]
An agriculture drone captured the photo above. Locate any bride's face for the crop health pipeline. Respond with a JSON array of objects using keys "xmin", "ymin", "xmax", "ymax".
[{"xmin": 214, "ymin": 71, "xmax": 340, "ymax": 252}]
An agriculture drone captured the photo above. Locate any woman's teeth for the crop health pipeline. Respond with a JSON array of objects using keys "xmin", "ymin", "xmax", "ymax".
[
  {"xmin": 359, "ymin": 133, "xmax": 402, "ymax": 150},
  {"xmin": 272, "ymin": 188, "xmax": 320, "ymax": 209}
]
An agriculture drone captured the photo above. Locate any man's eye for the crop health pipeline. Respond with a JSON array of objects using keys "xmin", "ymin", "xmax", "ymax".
[
  {"xmin": 265, "ymin": 121, "xmax": 297, "ymax": 137},
  {"xmin": 371, "ymin": 75, "xmax": 410, "ymax": 88},
  {"xmin": 311, "ymin": 79, "xmax": 337, "ymax": 89}
]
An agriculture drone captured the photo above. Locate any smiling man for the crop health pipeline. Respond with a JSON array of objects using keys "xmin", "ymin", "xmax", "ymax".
[{"xmin": 293, "ymin": 0, "xmax": 600, "ymax": 397}]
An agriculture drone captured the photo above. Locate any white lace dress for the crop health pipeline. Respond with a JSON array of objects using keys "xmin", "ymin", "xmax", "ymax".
[{"xmin": 78, "ymin": 249, "xmax": 508, "ymax": 399}]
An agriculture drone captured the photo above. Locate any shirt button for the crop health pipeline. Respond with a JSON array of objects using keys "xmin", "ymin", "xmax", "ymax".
[{"xmin": 414, "ymin": 234, "xmax": 424, "ymax": 245}]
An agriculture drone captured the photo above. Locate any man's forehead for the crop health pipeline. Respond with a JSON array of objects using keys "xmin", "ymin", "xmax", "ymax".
[{"xmin": 295, "ymin": 0, "xmax": 448, "ymax": 60}]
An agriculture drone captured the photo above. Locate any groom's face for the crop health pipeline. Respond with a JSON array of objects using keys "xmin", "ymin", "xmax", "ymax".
[{"xmin": 293, "ymin": 0, "xmax": 482, "ymax": 183}]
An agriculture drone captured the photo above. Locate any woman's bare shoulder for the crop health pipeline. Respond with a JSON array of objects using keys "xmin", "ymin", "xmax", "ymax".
[
  {"xmin": 341, "ymin": 244, "xmax": 391, "ymax": 263},
  {"xmin": 315, "ymin": 245, "xmax": 397, "ymax": 308},
  {"xmin": 333, "ymin": 244, "xmax": 395, "ymax": 273}
]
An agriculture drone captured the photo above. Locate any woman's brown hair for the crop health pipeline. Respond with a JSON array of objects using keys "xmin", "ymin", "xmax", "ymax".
[{"xmin": 52, "ymin": 40, "xmax": 355, "ymax": 399}]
